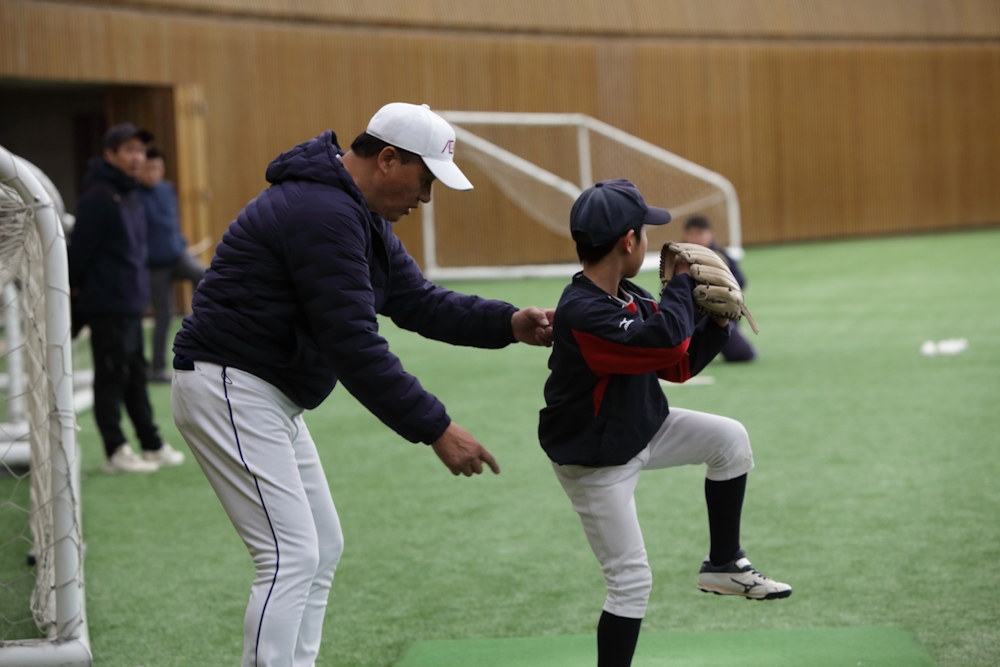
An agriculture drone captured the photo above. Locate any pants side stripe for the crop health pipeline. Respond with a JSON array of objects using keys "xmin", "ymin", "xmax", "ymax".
[{"xmin": 222, "ymin": 366, "xmax": 280, "ymax": 667}]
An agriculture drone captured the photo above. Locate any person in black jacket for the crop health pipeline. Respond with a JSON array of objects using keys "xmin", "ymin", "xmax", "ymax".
[
  {"xmin": 682, "ymin": 215, "xmax": 757, "ymax": 362},
  {"xmin": 539, "ymin": 180, "xmax": 790, "ymax": 667},
  {"xmin": 170, "ymin": 103, "xmax": 554, "ymax": 667},
  {"xmin": 69, "ymin": 123, "xmax": 186, "ymax": 474}
]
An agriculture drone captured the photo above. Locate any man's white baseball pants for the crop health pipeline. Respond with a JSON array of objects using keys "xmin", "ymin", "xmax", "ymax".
[{"xmin": 172, "ymin": 362, "xmax": 343, "ymax": 667}]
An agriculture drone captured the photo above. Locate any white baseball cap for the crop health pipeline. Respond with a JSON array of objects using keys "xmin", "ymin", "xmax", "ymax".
[{"xmin": 365, "ymin": 103, "xmax": 473, "ymax": 191}]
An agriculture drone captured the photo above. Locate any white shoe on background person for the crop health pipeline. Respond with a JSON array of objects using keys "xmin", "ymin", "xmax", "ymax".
[
  {"xmin": 102, "ymin": 444, "xmax": 159, "ymax": 474},
  {"xmin": 142, "ymin": 442, "xmax": 186, "ymax": 467}
]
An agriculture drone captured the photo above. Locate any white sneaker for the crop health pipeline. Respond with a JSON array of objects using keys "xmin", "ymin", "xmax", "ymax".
[
  {"xmin": 697, "ymin": 550, "xmax": 792, "ymax": 600},
  {"xmin": 142, "ymin": 442, "xmax": 185, "ymax": 467},
  {"xmin": 102, "ymin": 444, "xmax": 159, "ymax": 474}
]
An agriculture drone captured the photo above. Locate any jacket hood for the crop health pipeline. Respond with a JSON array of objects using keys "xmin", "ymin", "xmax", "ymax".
[
  {"xmin": 264, "ymin": 130, "xmax": 358, "ymax": 191},
  {"xmin": 81, "ymin": 157, "xmax": 138, "ymax": 195}
]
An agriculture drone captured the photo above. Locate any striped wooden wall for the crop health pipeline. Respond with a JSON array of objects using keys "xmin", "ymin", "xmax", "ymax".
[
  {"xmin": 2, "ymin": 0, "xmax": 999, "ymax": 270},
  {"xmin": 58, "ymin": 0, "xmax": 1000, "ymax": 39}
]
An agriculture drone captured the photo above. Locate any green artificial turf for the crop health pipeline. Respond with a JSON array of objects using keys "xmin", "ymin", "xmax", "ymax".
[
  {"xmin": 2, "ymin": 228, "xmax": 998, "ymax": 665},
  {"xmin": 396, "ymin": 627, "xmax": 935, "ymax": 667}
]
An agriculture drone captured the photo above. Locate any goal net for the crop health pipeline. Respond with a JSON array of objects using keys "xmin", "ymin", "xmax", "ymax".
[
  {"xmin": 422, "ymin": 112, "xmax": 742, "ymax": 280},
  {"xmin": 0, "ymin": 146, "xmax": 91, "ymax": 666}
]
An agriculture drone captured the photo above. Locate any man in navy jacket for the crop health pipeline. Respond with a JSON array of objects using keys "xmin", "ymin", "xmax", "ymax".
[
  {"xmin": 171, "ymin": 103, "xmax": 553, "ymax": 667},
  {"xmin": 69, "ymin": 123, "xmax": 185, "ymax": 474}
]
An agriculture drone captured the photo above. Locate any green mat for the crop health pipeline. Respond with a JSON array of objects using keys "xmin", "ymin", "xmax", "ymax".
[{"xmin": 395, "ymin": 627, "xmax": 935, "ymax": 667}]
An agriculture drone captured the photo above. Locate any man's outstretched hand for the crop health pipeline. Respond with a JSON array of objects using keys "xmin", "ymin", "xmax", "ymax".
[
  {"xmin": 432, "ymin": 422, "xmax": 501, "ymax": 477},
  {"xmin": 512, "ymin": 307, "xmax": 555, "ymax": 346}
]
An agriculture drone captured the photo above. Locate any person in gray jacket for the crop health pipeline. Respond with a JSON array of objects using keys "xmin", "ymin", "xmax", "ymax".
[{"xmin": 138, "ymin": 147, "xmax": 205, "ymax": 382}]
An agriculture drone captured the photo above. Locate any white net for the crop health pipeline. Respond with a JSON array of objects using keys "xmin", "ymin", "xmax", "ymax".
[
  {"xmin": 0, "ymin": 178, "xmax": 79, "ymax": 644},
  {"xmin": 426, "ymin": 114, "xmax": 738, "ymax": 273}
]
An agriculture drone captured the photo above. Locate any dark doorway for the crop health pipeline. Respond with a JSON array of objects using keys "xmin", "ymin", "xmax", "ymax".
[
  {"xmin": 0, "ymin": 80, "xmax": 177, "ymax": 215},
  {"xmin": 0, "ymin": 79, "xmax": 207, "ymax": 317},
  {"xmin": 0, "ymin": 81, "xmax": 106, "ymax": 213}
]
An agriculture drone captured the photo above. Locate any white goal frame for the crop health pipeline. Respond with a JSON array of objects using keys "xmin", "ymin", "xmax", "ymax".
[
  {"xmin": 422, "ymin": 111, "xmax": 743, "ymax": 281},
  {"xmin": 0, "ymin": 146, "xmax": 92, "ymax": 666}
]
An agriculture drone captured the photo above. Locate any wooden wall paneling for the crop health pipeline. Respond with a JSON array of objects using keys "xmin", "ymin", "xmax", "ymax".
[
  {"xmin": 623, "ymin": 40, "xmax": 1000, "ymax": 246},
  {"xmin": 960, "ymin": 48, "xmax": 1000, "ymax": 225},
  {"xmin": 55, "ymin": 0, "xmax": 1000, "ymax": 40},
  {"xmin": 1, "ymin": 0, "xmax": 999, "ymax": 267},
  {"xmin": 173, "ymin": 83, "xmax": 210, "ymax": 259},
  {"xmin": 744, "ymin": 45, "xmax": 786, "ymax": 244},
  {"xmin": 173, "ymin": 82, "xmax": 210, "ymax": 312}
]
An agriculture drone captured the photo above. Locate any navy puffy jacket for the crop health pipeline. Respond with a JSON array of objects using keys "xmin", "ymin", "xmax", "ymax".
[
  {"xmin": 68, "ymin": 158, "xmax": 151, "ymax": 315},
  {"xmin": 141, "ymin": 180, "xmax": 188, "ymax": 267},
  {"xmin": 173, "ymin": 131, "xmax": 518, "ymax": 444}
]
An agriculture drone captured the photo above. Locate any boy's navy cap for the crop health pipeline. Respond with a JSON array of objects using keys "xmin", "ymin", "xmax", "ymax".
[
  {"xmin": 570, "ymin": 179, "xmax": 671, "ymax": 245},
  {"xmin": 103, "ymin": 123, "xmax": 153, "ymax": 149}
]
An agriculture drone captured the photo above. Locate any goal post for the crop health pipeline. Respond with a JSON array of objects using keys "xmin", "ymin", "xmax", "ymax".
[
  {"xmin": 422, "ymin": 112, "xmax": 743, "ymax": 281},
  {"xmin": 0, "ymin": 146, "xmax": 91, "ymax": 666}
]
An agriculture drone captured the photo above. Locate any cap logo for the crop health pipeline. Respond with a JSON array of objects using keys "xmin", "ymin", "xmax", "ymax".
[{"xmin": 441, "ymin": 139, "xmax": 455, "ymax": 155}]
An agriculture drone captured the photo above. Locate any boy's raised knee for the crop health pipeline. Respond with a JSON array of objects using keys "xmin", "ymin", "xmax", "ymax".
[{"xmin": 707, "ymin": 419, "xmax": 753, "ymax": 478}]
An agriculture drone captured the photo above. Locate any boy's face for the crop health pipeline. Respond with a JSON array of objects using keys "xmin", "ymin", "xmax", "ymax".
[
  {"xmin": 683, "ymin": 227, "xmax": 713, "ymax": 247},
  {"xmin": 624, "ymin": 225, "xmax": 648, "ymax": 278}
]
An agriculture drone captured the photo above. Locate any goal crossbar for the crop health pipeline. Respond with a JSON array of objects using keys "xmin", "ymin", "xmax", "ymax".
[{"xmin": 421, "ymin": 111, "xmax": 742, "ymax": 281}]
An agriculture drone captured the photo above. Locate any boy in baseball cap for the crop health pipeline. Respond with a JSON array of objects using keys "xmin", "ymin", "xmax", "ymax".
[{"xmin": 538, "ymin": 179, "xmax": 791, "ymax": 667}]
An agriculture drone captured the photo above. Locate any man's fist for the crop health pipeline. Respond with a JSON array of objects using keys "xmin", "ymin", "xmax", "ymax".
[{"xmin": 512, "ymin": 307, "xmax": 555, "ymax": 347}]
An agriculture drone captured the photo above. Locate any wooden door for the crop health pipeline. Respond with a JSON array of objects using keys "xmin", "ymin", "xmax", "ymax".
[
  {"xmin": 104, "ymin": 83, "xmax": 211, "ymax": 315},
  {"xmin": 173, "ymin": 83, "xmax": 212, "ymax": 266},
  {"xmin": 171, "ymin": 83, "xmax": 211, "ymax": 314},
  {"xmin": 104, "ymin": 86, "xmax": 178, "ymax": 184}
]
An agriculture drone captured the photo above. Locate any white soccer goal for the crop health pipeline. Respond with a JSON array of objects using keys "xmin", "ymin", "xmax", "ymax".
[
  {"xmin": 0, "ymin": 146, "xmax": 91, "ymax": 666},
  {"xmin": 422, "ymin": 112, "xmax": 743, "ymax": 281}
]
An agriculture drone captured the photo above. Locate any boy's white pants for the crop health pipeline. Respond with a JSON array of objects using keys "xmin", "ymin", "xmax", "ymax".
[
  {"xmin": 552, "ymin": 408, "xmax": 754, "ymax": 619},
  {"xmin": 172, "ymin": 362, "xmax": 344, "ymax": 667}
]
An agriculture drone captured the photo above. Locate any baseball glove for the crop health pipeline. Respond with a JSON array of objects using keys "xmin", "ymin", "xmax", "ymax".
[{"xmin": 660, "ymin": 242, "xmax": 759, "ymax": 335}]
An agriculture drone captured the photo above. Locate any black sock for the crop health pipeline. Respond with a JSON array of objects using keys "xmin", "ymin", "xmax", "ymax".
[
  {"xmin": 705, "ymin": 473, "xmax": 747, "ymax": 566},
  {"xmin": 597, "ymin": 610, "xmax": 642, "ymax": 667}
]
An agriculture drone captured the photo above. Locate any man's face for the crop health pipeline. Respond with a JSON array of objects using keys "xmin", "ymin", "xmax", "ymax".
[
  {"xmin": 139, "ymin": 157, "xmax": 165, "ymax": 188},
  {"xmin": 375, "ymin": 151, "xmax": 435, "ymax": 223},
  {"xmin": 104, "ymin": 138, "xmax": 147, "ymax": 178},
  {"xmin": 682, "ymin": 227, "xmax": 713, "ymax": 247}
]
